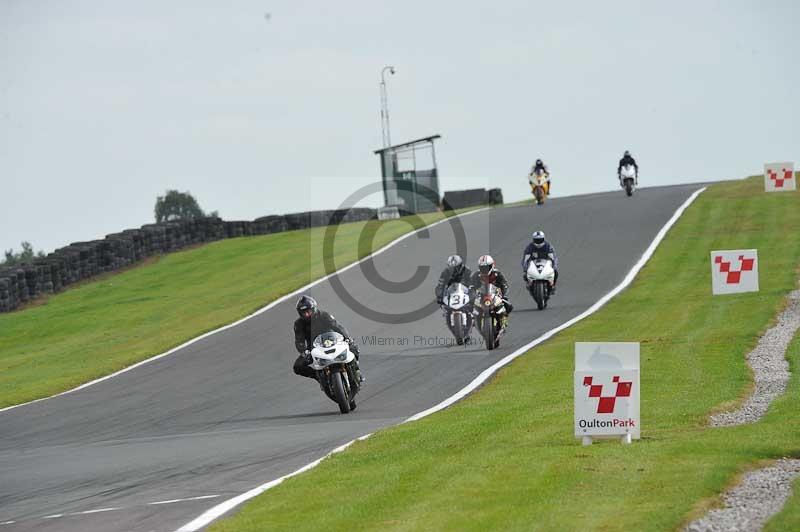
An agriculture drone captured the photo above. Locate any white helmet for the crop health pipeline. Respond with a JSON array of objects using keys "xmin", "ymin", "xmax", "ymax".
[
  {"xmin": 446, "ymin": 254, "xmax": 463, "ymax": 268},
  {"xmin": 532, "ymin": 231, "xmax": 546, "ymax": 248},
  {"xmin": 446, "ymin": 254, "xmax": 464, "ymax": 275},
  {"xmin": 478, "ymin": 254, "xmax": 495, "ymax": 275}
]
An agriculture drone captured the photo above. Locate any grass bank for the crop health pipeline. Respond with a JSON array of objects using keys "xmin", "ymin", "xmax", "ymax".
[
  {"xmin": 0, "ymin": 209, "xmax": 474, "ymax": 409},
  {"xmin": 210, "ymin": 175, "xmax": 800, "ymax": 532}
]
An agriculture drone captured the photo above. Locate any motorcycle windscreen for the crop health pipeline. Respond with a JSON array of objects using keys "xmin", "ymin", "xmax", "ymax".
[{"xmin": 312, "ymin": 331, "xmax": 345, "ymax": 349}]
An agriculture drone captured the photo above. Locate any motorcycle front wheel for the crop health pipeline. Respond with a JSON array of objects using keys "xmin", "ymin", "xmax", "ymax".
[
  {"xmin": 534, "ymin": 282, "xmax": 547, "ymax": 310},
  {"xmin": 625, "ymin": 179, "xmax": 634, "ymax": 197},
  {"xmin": 482, "ymin": 315, "xmax": 496, "ymax": 351},
  {"xmin": 332, "ymin": 371, "xmax": 351, "ymax": 414}
]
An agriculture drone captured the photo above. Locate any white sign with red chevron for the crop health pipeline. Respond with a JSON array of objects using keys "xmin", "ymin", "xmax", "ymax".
[
  {"xmin": 764, "ymin": 162, "xmax": 795, "ymax": 192},
  {"xmin": 710, "ymin": 249, "xmax": 759, "ymax": 295},
  {"xmin": 574, "ymin": 342, "xmax": 640, "ymax": 445}
]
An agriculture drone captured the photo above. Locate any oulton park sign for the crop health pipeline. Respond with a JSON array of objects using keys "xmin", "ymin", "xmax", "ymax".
[{"xmin": 574, "ymin": 342, "xmax": 641, "ymax": 445}]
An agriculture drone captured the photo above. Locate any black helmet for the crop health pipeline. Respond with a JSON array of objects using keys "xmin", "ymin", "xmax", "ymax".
[
  {"xmin": 536, "ymin": 159, "xmax": 543, "ymax": 166},
  {"xmin": 296, "ymin": 295, "xmax": 318, "ymax": 320},
  {"xmin": 532, "ymin": 230, "xmax": 546, "ymax": 248},
  {"xmin": 624, "ymin": 150, "xmax": 631, "ymax": 157}
]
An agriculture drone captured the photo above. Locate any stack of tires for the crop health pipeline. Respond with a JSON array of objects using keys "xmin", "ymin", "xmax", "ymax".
[{"xmin": 0, "ymin": 206, "xmax": 376, "ymax": 313}]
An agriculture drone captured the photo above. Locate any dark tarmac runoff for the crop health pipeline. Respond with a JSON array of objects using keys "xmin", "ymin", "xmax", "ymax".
[{"xmin": 0, "ymin": 184, "xmax": 704, "ymax": 532}]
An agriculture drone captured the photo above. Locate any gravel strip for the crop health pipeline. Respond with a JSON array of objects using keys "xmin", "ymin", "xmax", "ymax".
[
  {"xmin": 686, "ymin": 290, "xmax": 800, "ymax": 531},
  {"xmin": 685, "ymin": 459, "xmax": 800, "ymax": 532},
  {"xmin": 710, "ymin": 289, "xmax": 800, "ymax": 427}
]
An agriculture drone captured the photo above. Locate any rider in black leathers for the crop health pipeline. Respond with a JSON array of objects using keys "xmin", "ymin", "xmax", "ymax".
[
  {"xmin": 293, "ymin": 295, "xmax": 362, "ymax": 381},
  {"xmin": 435, "ymin": 254, "xmax": 474, "ymax": 304}
]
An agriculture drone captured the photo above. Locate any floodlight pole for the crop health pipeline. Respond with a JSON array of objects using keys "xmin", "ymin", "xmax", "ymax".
[{"xmin": 380, "ymin": 66, "xmax": 395, "ymax": 148}]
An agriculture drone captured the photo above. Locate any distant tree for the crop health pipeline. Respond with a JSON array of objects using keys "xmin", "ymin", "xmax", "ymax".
[
  {"xmin": 154, "ymin": 190, "xmax": 210, "ymax": 222},
  {"xmin": 1, "ymin": 241, "xmax": 45, "ymax": 267}
]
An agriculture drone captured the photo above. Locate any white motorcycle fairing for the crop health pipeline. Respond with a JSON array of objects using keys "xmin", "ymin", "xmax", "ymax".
[
  {"xmin": 620, "ymin": 164, "xmax": 637, "ymax": 184},
  {"xmin": 525, "ymin": 258, "xmax": 555, "ymax": 285},
  {"xmin": 309, "ymin": 332, "xmax": 355, "ymax": 371},
  {"xmin": 443, "ymin": 282, "xmax": 474, "ymax": 344},
  {"xmin": 445, "ymin": 282, "xmax": 471, "ymax": 324},
  {"xmin": 529, "ymin": 169, "xmax": 548, "ymax": 186}
]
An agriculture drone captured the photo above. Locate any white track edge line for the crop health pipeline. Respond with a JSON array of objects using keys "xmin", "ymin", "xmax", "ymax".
[
  {"xmin": 175, "ymin": 433, "xmax": 373, "ymax": 532},
  {"xmin": 0, "ymin": 208, "xmax": 490, "ymax": 415},
  {"xmin": 149, "ymin": 495, "xmax": 221, "ymax": 506},
  {"xmin": 175, "ymin": 186, "xmax": 707, "ymax": 532}
]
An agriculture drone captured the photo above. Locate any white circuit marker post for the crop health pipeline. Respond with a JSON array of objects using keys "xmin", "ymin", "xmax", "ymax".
[
  {"xmin": 710, "ymin": 250, "xmax": 759, "ymax": 296},
  {"xmin": 574, "ymin": 342, "xmax": 640, "ymax": 446},
  {"xmin": 764, "ymin": 162, "xmax": 796, "ymax": 192}
]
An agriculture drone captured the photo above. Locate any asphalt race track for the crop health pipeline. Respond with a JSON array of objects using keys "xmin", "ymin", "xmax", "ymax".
[{"xmin": 0, "ymin": 184, "xmax": 704, "ymax": 532}]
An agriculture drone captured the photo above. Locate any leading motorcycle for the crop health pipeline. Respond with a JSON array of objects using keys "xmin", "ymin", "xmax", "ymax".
[
  {"xmin": 524, "ymin": 258, "xmax": 555, "ymax": 310},
  {"xmin": 473, "ymin": 283, "xmax": 507, "ymax": 350},
  {"xmin": 620, "ymin": 164, "xmax": 637, "ymax": 197},
  {"xmin": 308, "ymin": 331, "xmax": 361, "ymax": 414},
  {"xmin": 442, "ymin": 282, "xmax": 474, "ymax": 345},
  {"xmin": 529, "ymin": 169, "xmax": 550, "ymax": 205}
]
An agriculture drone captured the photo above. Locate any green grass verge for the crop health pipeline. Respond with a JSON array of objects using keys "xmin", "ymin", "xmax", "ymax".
[
  {"xmin": 210, "ymin": 175, "xmax": 800, "ymax": 532},
  {"xmin": 0, "ymin": 209, "xmax": 476, "ymax": 409}
]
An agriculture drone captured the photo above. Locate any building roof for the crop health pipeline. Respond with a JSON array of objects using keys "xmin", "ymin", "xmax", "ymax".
[{"xmin": 373, "ymin": 134, "xmax": 441, "ymax": 155}]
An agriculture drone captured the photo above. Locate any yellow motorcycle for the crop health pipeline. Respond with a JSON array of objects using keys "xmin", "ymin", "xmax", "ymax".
[{"xmin": 529, "ymin": 170, "xmax": 550, "ymax": 205}]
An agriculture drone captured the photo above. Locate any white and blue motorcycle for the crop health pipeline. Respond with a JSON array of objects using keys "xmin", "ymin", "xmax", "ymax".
[{"xmin": 442, "ymin": 282, "xmax": 474, "ymax": 345}]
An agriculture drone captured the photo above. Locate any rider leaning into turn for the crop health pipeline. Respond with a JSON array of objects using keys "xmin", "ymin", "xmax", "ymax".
[
  {"xmin": 522, "ymin": 231, "xmax": 559, "ymax": 294},
  {"xmin": 435, "ymin": 254, "xmax": 474, "ymax": 304},
  {"xmin": 529, "ymin": 158, "xmax": 551, "ymax": 195},
  {"xmin": 293, "ymin": 295, "xmax": 363, "ymax": 382},
  {"xmin": 470, "ymin": 255, "xmax": 513, "ymax": 325},
  {"xmin": 617, "ymin": 150, "xmax": 639, "ymax": 185}
]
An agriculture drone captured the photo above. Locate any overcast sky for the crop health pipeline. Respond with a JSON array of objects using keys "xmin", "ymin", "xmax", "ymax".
[{"xmin": 1, "ymin": 0, "xmax": 798, "ymax": 255}]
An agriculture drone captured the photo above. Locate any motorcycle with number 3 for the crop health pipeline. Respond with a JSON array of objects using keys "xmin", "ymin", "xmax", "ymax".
[
  {"xmin": 308, "ymin": 331, "xmax": 361, "ymax": 414},
  {"xmin": 473, "ymin": 283, "xmax": 507, "ymax": 350},
  {"xmin": 443, "ymin": 283, "xmax": 474, "ymax": 345}
]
